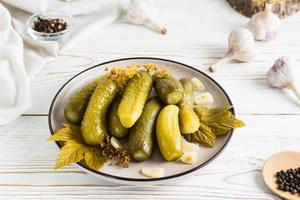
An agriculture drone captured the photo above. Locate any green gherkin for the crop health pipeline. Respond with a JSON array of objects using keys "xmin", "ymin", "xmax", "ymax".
[
  {"xmin": 179, "ymin": 78, "xmax": 200, "ymax": 134},
  {"xmin": 153, "ymin": 76, "xmax": 183, "ymax": 105},
  {"xmin": 156, "ymin": 105, "xmax": 183, "ymax": 161},
  {"xmin": 81, "ymin": 79, "xmax": 118, "ymax": 145},
  {"xmin": 128, "ymin": 97, "xmax": 163, "ymax": 162},
  {"xmin": 64, "ymin": 75, "xmax": 107, "ymax": 124},
  {"xmin": 107, "ymin": 96, "xmax": 129, "ymax": 138},
  {"xmin": 118, "ymin": 71, "xmax": 153, "ymax": 128}
]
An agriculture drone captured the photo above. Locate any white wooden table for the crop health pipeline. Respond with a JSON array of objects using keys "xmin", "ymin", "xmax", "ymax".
[{"xmin": 1, "ymin": 0, "xmax": 300, "ymax": 199}]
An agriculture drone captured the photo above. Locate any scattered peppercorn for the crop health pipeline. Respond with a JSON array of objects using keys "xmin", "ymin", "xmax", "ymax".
[
  {"xmin": 33, "ymin": 17, "xmax": 67, "ymax": 33},
  {"xmin": 276, "ymin": 167, "xmax": 300, "ymax": 195}
]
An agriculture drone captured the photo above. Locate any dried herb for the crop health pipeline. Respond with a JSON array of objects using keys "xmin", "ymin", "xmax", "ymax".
[
  {"xmin": 48, "ymin": 124, "xmax": 130, "ymax": 170},
  {"xmin": 144, "ymin": 63, "xmax": 170, "ymax": 78},
  {"xmin": 184, "ymin": 106, "xmax": 245, "ymax": 147},
  {"xmin": 108, "ymin": 64, "xmax": 170, "ymax": 91},
  {"xmin": 108, "ymin": 65, "xmax": 139, "ymax": 91},
  {"xmin": 100, "ymin": 135, "xmax": 130, "ymax": 168}
]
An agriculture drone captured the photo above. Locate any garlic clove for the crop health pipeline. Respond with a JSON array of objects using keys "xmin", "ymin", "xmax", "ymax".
[
  {"xmin": 193, "ymin": 92, "xmax": 214, "ymax": 105},
  {"xmin": 110, "ymin": 136, "xmax": 123, "ymax": 149},
  {"xmin": 267, "ymin": 57, "xmax": 300, "ymax": 102},
  {"xmin": 179, "ymin": 137, "xmax": 199, "ymax": 165},
  {"xmin": 191, "ymin": 77, "xmax": 205, "ymax": 91},
  {"xmin": 209, "ymin": 28, "xmax": 255, "ymax": 73},
  {"xmin": 141, "ymin": 167, "xmax": 164, "ymax": 178},
  {"xmin": 182, "ymin": 136, "xmax": 199, "ymax": 153},
  {"xmin": 126, "ymin": 0, "xmax": 167, "ymax": 34},
  {"xmin": 180, "ymin": 151, "xmax": 198, "ymax": 165},
  {"xmin": 247, "ymin": 1, "xmax": 281, "ymax": 41}
]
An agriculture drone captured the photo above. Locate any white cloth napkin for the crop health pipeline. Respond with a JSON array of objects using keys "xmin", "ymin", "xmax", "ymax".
[{"xmin": 0, "ymin": 0, "xmax": 126, "ymax": 125}]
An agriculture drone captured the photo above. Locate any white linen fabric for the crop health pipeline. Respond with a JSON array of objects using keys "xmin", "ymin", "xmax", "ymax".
[{"xmin": 0, "ymin": 0, "xmax": 126, "ymax": 125}]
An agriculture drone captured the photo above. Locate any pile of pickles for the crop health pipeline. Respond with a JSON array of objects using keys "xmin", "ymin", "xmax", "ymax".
[{"xmin": 64, "ymin": 69, "xmax": 212, "ymax": 163}]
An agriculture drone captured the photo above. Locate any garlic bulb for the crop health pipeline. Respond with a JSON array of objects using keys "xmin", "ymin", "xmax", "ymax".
[
  {"xmin": 209, "ymin": 28, "xmax": 256, "ymax": 73},
  {"xmin": 267, "ymin": 57, "xmax": 300, "ymax": 102},
  {"xmin": 126, "ymin": 0, "xmax": 167, "ymax": 34},
  {"xmin": 247, "ymin": 1, "xmax": 281, "ymax": 41}
]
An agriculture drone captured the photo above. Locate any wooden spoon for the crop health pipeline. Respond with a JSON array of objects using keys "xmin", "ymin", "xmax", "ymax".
[{"xmin": 263, "ymin": 151, "xmax": 300, "ymax": 200}]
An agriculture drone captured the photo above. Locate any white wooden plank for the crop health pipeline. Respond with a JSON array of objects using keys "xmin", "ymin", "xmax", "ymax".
[
  {"xmin": 0, "ymin": 115, "xmax": 298, "ymax": 199},
  {"xmin": 3, "ymin": 0, "xmax": 300, "ymax": 199},
  {"xmin": 26, "ymin": 0, "xmax": 300, "ymax": 115},
  {"xmin": 28, "ymin": 56, "xmax": 300, "ymax": 115}
]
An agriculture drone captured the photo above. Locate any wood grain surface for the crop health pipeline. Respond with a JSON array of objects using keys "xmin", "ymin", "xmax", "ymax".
[{"xmin": 1, "ymin": 0, "xmax": 300, "ymax": 199}]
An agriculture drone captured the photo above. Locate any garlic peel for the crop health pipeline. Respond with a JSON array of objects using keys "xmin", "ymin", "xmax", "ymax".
[
  {"xmin": 209, "ymin": 28, "xmax": 255, "ymax": 73},
  {"xmin": 247, "ymin": 2, "xmax": 281, "ymax": 41}
]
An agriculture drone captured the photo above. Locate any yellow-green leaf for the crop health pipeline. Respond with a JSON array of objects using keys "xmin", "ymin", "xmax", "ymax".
[
  {"xmin": 194, "ymin": 106, "xmax": 245, "ymax": 136},
  {"xmin": 48, "ymin": 123, "xmax": 82, "ymax": 142},
  {"xmin": 54, "ymin": 140, "xmax": 86, "ymax": 170},
  {"xmin": 184, "ymin": 124, "xmax": 216, "ymax": 147},
  {"xmin": 84, "ymin": 146, "xmax": 106, "ymax": 170},
  {"xmin": 186, "ymin": 106, "xmax": 245, "ymax": 147},
  {"xmin": 208, "ymin": 117, "xmax": 245, "ymax": 135}
]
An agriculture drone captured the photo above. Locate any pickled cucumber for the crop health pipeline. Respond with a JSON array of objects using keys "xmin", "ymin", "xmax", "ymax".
[
  {"xmin": 118, "ymin": 71, "xmax": 153, "ymax": 128},
  {"xmin": 156, "ymin": 105, "xmax": 183, "ymax": 161},
  {"xmin": 153, "ymin": 76, "xmax": 183, "ymax": 105},
  {"xmin": 81, "ymin": 79, "xmax": 118, "ymax": 145},
  {"xmin": 128, "ymin": 97, "xmax": 163, "ymax": 161},
  {"xmin": 64, "ymin": 75, "xmax": 107, "ymax": 124},
  {"xmin": 179, "ymin": 78, "xmax": 200, "ymax": 134},
  {"xmin": 107, "ymin": 97, "xmax": 129, "ymax": 138}
]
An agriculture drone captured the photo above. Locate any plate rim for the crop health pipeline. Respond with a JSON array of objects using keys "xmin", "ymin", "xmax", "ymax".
[{"xmin": 48, "ymin": 57, "xmax": 234, "ymax": 182}]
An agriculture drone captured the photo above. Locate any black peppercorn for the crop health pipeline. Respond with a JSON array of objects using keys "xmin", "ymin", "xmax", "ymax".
[
  {"xmin": 275, "ymin": 167, "xmax": 300, "ymax": 195},
  {"xmin": 33, "ymin": 16, "xmax": 67, "ymax": 34}
]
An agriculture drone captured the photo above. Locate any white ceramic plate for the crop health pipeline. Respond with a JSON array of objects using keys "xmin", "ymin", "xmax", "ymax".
[{"xmin": 48, "ymin": 57, "xmax": 234, "ymax": 185}]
